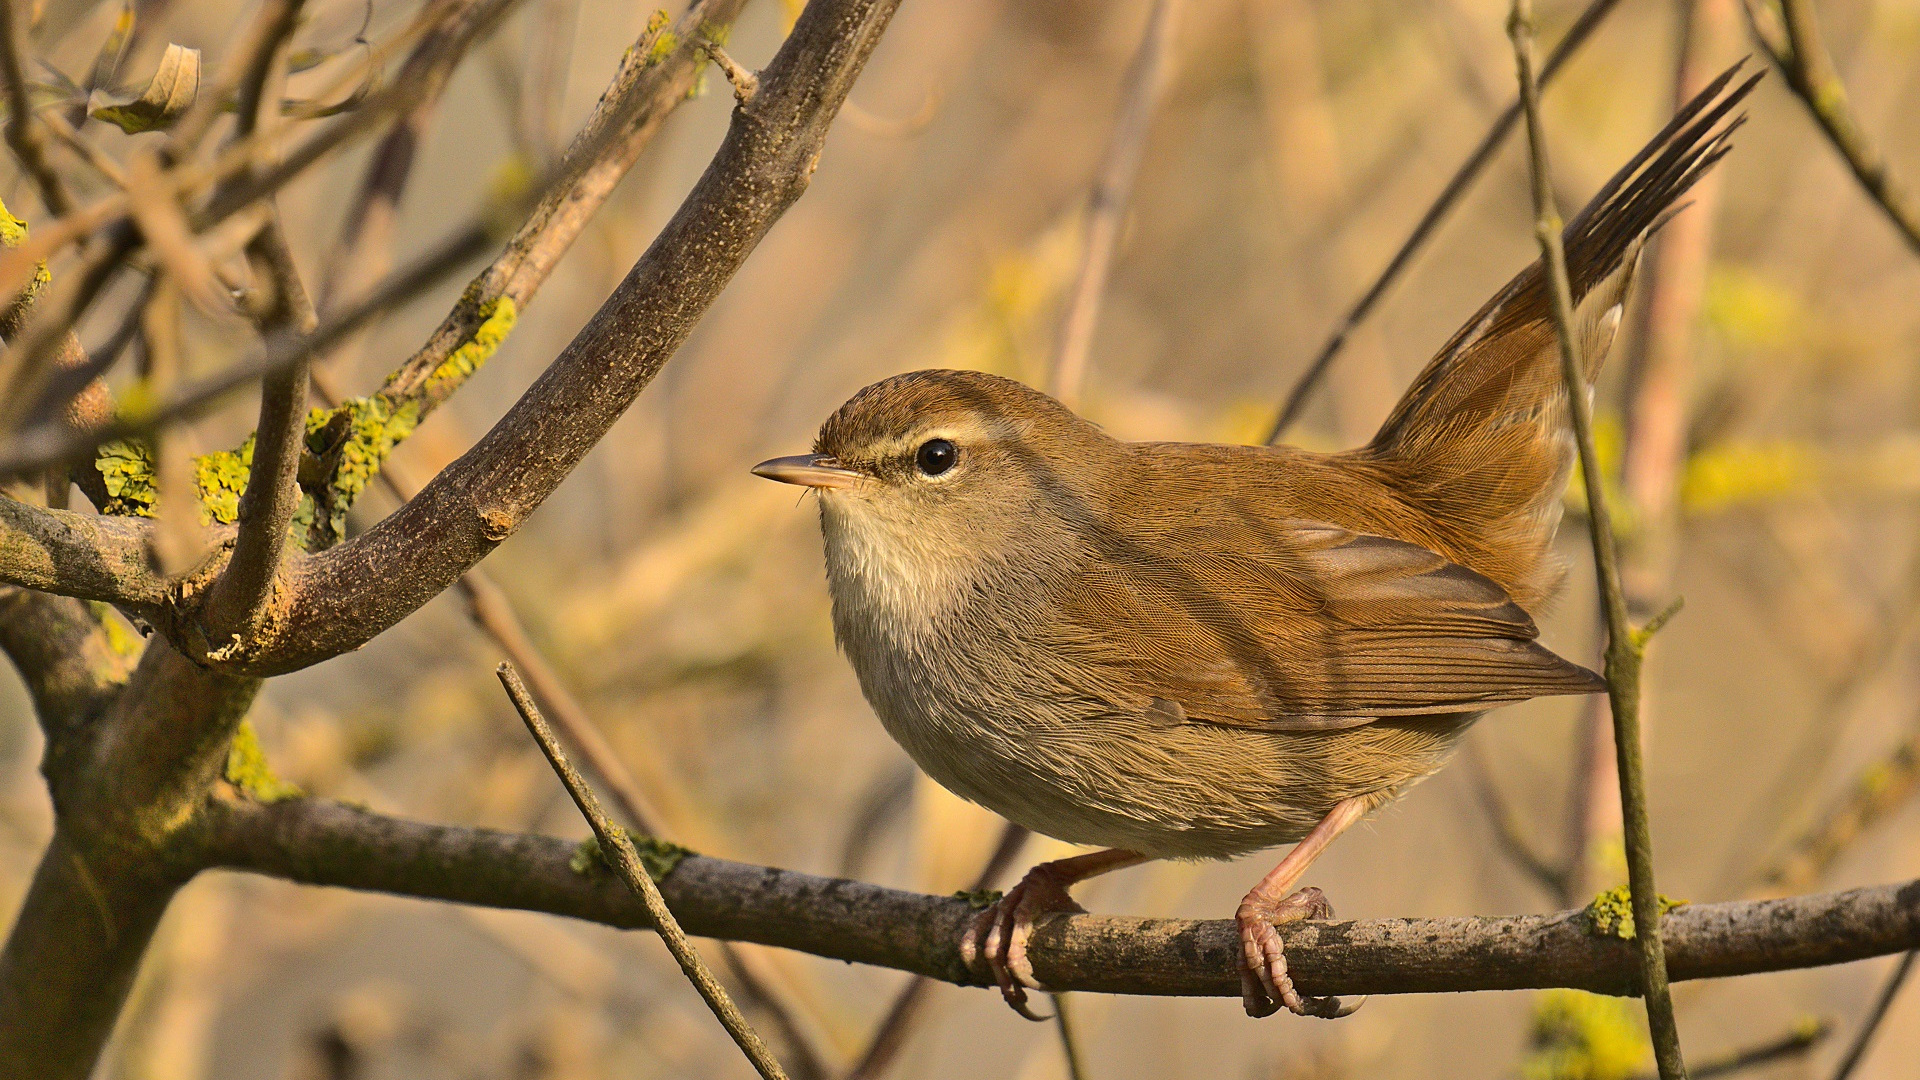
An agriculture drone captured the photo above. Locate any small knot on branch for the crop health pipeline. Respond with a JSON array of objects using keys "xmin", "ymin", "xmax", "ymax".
[{"xmin": 700, "ymin": 41, "xmax": 758, "ymax": 106}]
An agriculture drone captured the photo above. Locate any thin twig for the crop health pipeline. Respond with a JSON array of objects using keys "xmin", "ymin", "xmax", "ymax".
[
  {"xmin": 1047, "ymin": 0, "xmax": 1177, "ymax": 411},
  {"xmin": 844, "ymin": 821, "xmax": 1028, "ymax": 1080},
  {"xmin": 1463, "ymin": 739, "xmax": 1573, "ymax": 906},
  {"xmin": 1051, "ymin": 992, "xmax": 1090, "ymax": 1080},
  {"xmin": 1628, "ymin": 1019, "xmax": 1832, "ymax": 1080},
  {"xmin": 0, "ymin": 0, "xmax": 73, "ymax": 217},
  {"xmin": 0, "ymin": 217, "xmax": 492, "ymax": 478},
  {"xmin": 305, "ymin": 377, "xmax": 828, "ymax": 1080},
  {"xmin": 1744, "ymin": 0, "xmax": 1920, "ymax": 254},
  {"xmin": 1829, "ymin": 950, "xmax": 1916, "ymax": 1080},
  {"xmin": 1507, "ymin": 3, "xmax": 1687, "ymax": 1077},
  {"xmin": 1263, "ymin": 0, "xmax": 1624, "ymax": 445},
  {"xmin": 497, "ymin": 663, "xmax": 791, "ymax": 1080}
]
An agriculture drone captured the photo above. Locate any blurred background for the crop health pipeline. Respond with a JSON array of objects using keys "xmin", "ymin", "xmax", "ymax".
[{"xmin": 4, "ymin": 0, "xmax": 1920, "ymax": 1076}]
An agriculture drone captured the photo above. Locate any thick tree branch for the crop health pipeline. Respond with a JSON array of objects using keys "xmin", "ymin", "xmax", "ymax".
[
  {"xmin": 222, "ymin": 0, "xmax": 903, "ymax": 675},
  {"xmin": 0, "ymin": 587, "xmax": 133, "ymax": 731},
  {"xmin": 199, "ymin": 796, "xmax": 1920, "ymax": 1000},
  {"xmin": 203, "ymin": 219, "xmax": 317, "ymax": 643},
  {"xmin": 0, "ymin": 497, "xmax": 171, "ymax": 609},
  {"xmin": 0, "ymin": 635, "xmax": 258, "ymax": 1079}
]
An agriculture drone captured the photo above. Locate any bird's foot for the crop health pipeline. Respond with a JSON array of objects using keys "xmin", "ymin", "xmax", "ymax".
[
  {"xmin": 958, "ymin": 864, "xmax": 1087, "ymax": 1021},
  {"xmin": 1235, "ymin": 886, "xmax": 1364, "ymax": 1019}
]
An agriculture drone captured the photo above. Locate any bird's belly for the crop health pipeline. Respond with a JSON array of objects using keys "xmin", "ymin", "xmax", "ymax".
[{"xmin": 863, "ymin": 662, "xmax": 1475, "ymax": 860}]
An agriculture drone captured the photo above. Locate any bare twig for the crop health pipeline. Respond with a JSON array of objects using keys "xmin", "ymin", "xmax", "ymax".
[
  {"xmin": 1508, "ymin": 3, "xmax": 1687, "ymax": 1077},
  {"xmin": 1628, "ymin": 1019, "xmax": 1832, "ymax": 1080},
  {"xmin": 1463, "ymin": 740, "xmax": 1573, "ymax": 906},
  {"xmin": 702, "ymin": 41, "xmax": 759, "ymax": 105},
  {"xmin": 1047, "ymin": 0, "xmax": 1177, "ymax": 411},
  {"xmin": 1829, "ymin": 950, "xmax": 1915, "ymax": 1080},
  {"xmin": 497, "ymin": 663, "xmax": 791, "ymax": 1080},
  {"xmin": 1263, "ymin": 0, "xmax": 1624, "ymax": 445},
  {"xmin": 1052, "ymin": 992, "xmax": 1090, "ymax": 1080},
  {"xmin": 1744, "ymin": 0, "xmax": 1920, "ymax": 254},
  {"xmin": 0, "ymin": 0, "xmax": 72, "ymax": 216},
  {"xmin": 1759, "ymin": 720, "xmax": 1920, "ymax": 893},
  {"xmin": 843, "ymin": 820, "xmax": 1028, "ymax": 1080}
]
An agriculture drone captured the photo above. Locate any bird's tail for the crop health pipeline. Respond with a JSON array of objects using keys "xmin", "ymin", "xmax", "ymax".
[{"xmin": 1360, "ymin": 63, "xmax": 1759, "ymax": 608}]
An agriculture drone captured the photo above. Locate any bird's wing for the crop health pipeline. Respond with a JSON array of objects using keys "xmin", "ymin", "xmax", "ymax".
[{"xmin": 1048, "ymin": 520, "xmax": 1604, "ymax": 732}]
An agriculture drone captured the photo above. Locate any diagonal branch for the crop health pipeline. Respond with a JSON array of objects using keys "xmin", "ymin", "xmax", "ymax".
[
  {"xmin": 378, "ymin": 0, "xmax": 751, "ymax": 414},
  {"xmin": 221, "ymin": 0, "xmax": 905, "ymax": 676},
  {"xmin": 197, "ymin": 795, "xmax": 1920, "ymax": 1000},
  {"xmin": 1745, "ymin": 0, "xmax": 1920, "ymax": 254},
  {"xmin": 1263, "ymin": 0, "xmax": 1624, "ymax": 445},
  {"xmin": 1047, "ymin": 0, "xmax": 1178, "ymax": 411}
]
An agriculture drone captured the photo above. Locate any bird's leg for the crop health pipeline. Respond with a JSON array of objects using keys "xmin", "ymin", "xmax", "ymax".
[
  {"xmin": 1237, "ymin": 797, "xmax": 1368, "ymax": 1019},
  {"xmin": 959, "ymin": 847, "xmax": 1147, "ymax": 1020}
]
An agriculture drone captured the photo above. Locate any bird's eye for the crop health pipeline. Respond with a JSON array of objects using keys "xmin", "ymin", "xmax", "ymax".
[{"xmin": 915, "ymin": 438, "xmax": 957, "ymax": 476}]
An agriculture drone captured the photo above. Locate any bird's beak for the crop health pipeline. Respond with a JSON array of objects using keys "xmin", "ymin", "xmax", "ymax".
[{"xmin": 751, "ymin": 454, "xmax": 864, "ymax": 490}]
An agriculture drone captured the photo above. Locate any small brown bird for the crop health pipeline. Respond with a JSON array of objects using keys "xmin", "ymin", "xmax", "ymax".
[{"xmin": 754, "ymin": 69, "xmax": 1754, "ymax": 1019}]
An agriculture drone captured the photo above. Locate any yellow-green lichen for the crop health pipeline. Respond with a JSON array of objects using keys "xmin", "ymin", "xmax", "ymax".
[
  {"xmin": 96, "ymin": 440, "xmax": 158, "ymax": 516},
  {"xmin": 224, "ymin": 720, "xmax": 302, "ymax": 803},
  {"xmin": 0, "ymin": 197, "xmax": 26, "ymax": 248},
  {"xmin": 86, "ymin": 601, "xmax": 145, "ymax": 657},
  {"xmin": 0, "ymin": 196, "xmax": 53, "ymax": 315},
  {"xmin": 302, "ymin": 395, "xmax": 421, "ymax": 545},
  {"xmin": 1680, "ymin": 440, "xmax": 1819, "ymax": 515},
  {"xmin": 569, "ymin": 827, "xmax": 691, "ymax": 882},
  {"xmin": 423, "ymin": 297, "xmax": 516, "ymax": 399},
  {"xmin": 1583, "ymin": 885, "xmax": 1686, "ymax": 940},
  {"xmin": 952, "ymin": 888, "xmax": 1003, "ymax": 910},
  {"xmin": 193, "ymin": 436, "xmax": 253, "ymax": 525},
  {"xmin": 1522, "ymin": 989, "xmax": 1649, "ymax": 1080}
]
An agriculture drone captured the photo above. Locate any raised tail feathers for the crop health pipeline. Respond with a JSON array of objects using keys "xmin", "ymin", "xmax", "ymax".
[{"xmin": 1358, "ymin": 64, "xmax": 1759, "ymax": 608}]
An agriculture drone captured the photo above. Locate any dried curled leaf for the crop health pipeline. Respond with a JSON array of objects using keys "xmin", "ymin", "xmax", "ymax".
[{"xmin": 92, "ymin": 43, "xmax": 200, "ymax": 133}]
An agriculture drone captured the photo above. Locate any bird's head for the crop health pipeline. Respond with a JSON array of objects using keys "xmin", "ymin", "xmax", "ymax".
[{"xmin": 753, "ymin": 369, "xmax": 1116, "ymax": 626}]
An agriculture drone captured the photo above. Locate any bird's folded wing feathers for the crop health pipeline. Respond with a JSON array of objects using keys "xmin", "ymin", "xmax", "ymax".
[{"xmin": 1049, "ymin": 521, "xmax": 1605, "ymax": 732}]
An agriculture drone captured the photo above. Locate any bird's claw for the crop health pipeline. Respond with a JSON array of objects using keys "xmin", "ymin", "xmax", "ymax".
[
  {"xmin": 1235, "ymin": 886, "xmax": 1363, "ymax": 1019},
  {"xmin": 958, "ymin": 867, "xmax": 1085, "ymax": 1020}
]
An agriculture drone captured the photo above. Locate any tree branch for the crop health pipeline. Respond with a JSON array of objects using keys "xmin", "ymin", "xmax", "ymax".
[
  {"xmin": 223, "ymin": 0, "xmax": 903, "ymax": 675},
  {"xmin": 1263, "ymin": 0, "xmax": 1624, "ymax": 445},
  {"xmin": 202, "ymin": 218, "xmax": 316, "ymax": 644},
  {"xmin": 1508, "ymin": 4, "xmax": 1690, "ymax": 1076},
  {"xmin": 1745, "ymin": 0, "xmax": 1920, "ymax": 254},
  {"xmin": 0, "ymin": 0, "xmax": 73, "ymax": 217},
  {"xmin": 378, "ymin": 0, "xmax": 751, "ymax": 413},
  {"xmin": 0, "ymin": 496, "xmax": 172, "ymax": 611},
  {"xmin": 1047, "ymin": 0, "xmax": 1178, "ymax": 412},
  {"xmin": 197, "ymin": 796, "xmax": 1920, "ymax": 1000}
]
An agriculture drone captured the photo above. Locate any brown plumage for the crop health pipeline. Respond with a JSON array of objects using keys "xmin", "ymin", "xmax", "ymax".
[{"xmin": 755, "ymin": 67, "xmax": 1756, "ymax": 1020}]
